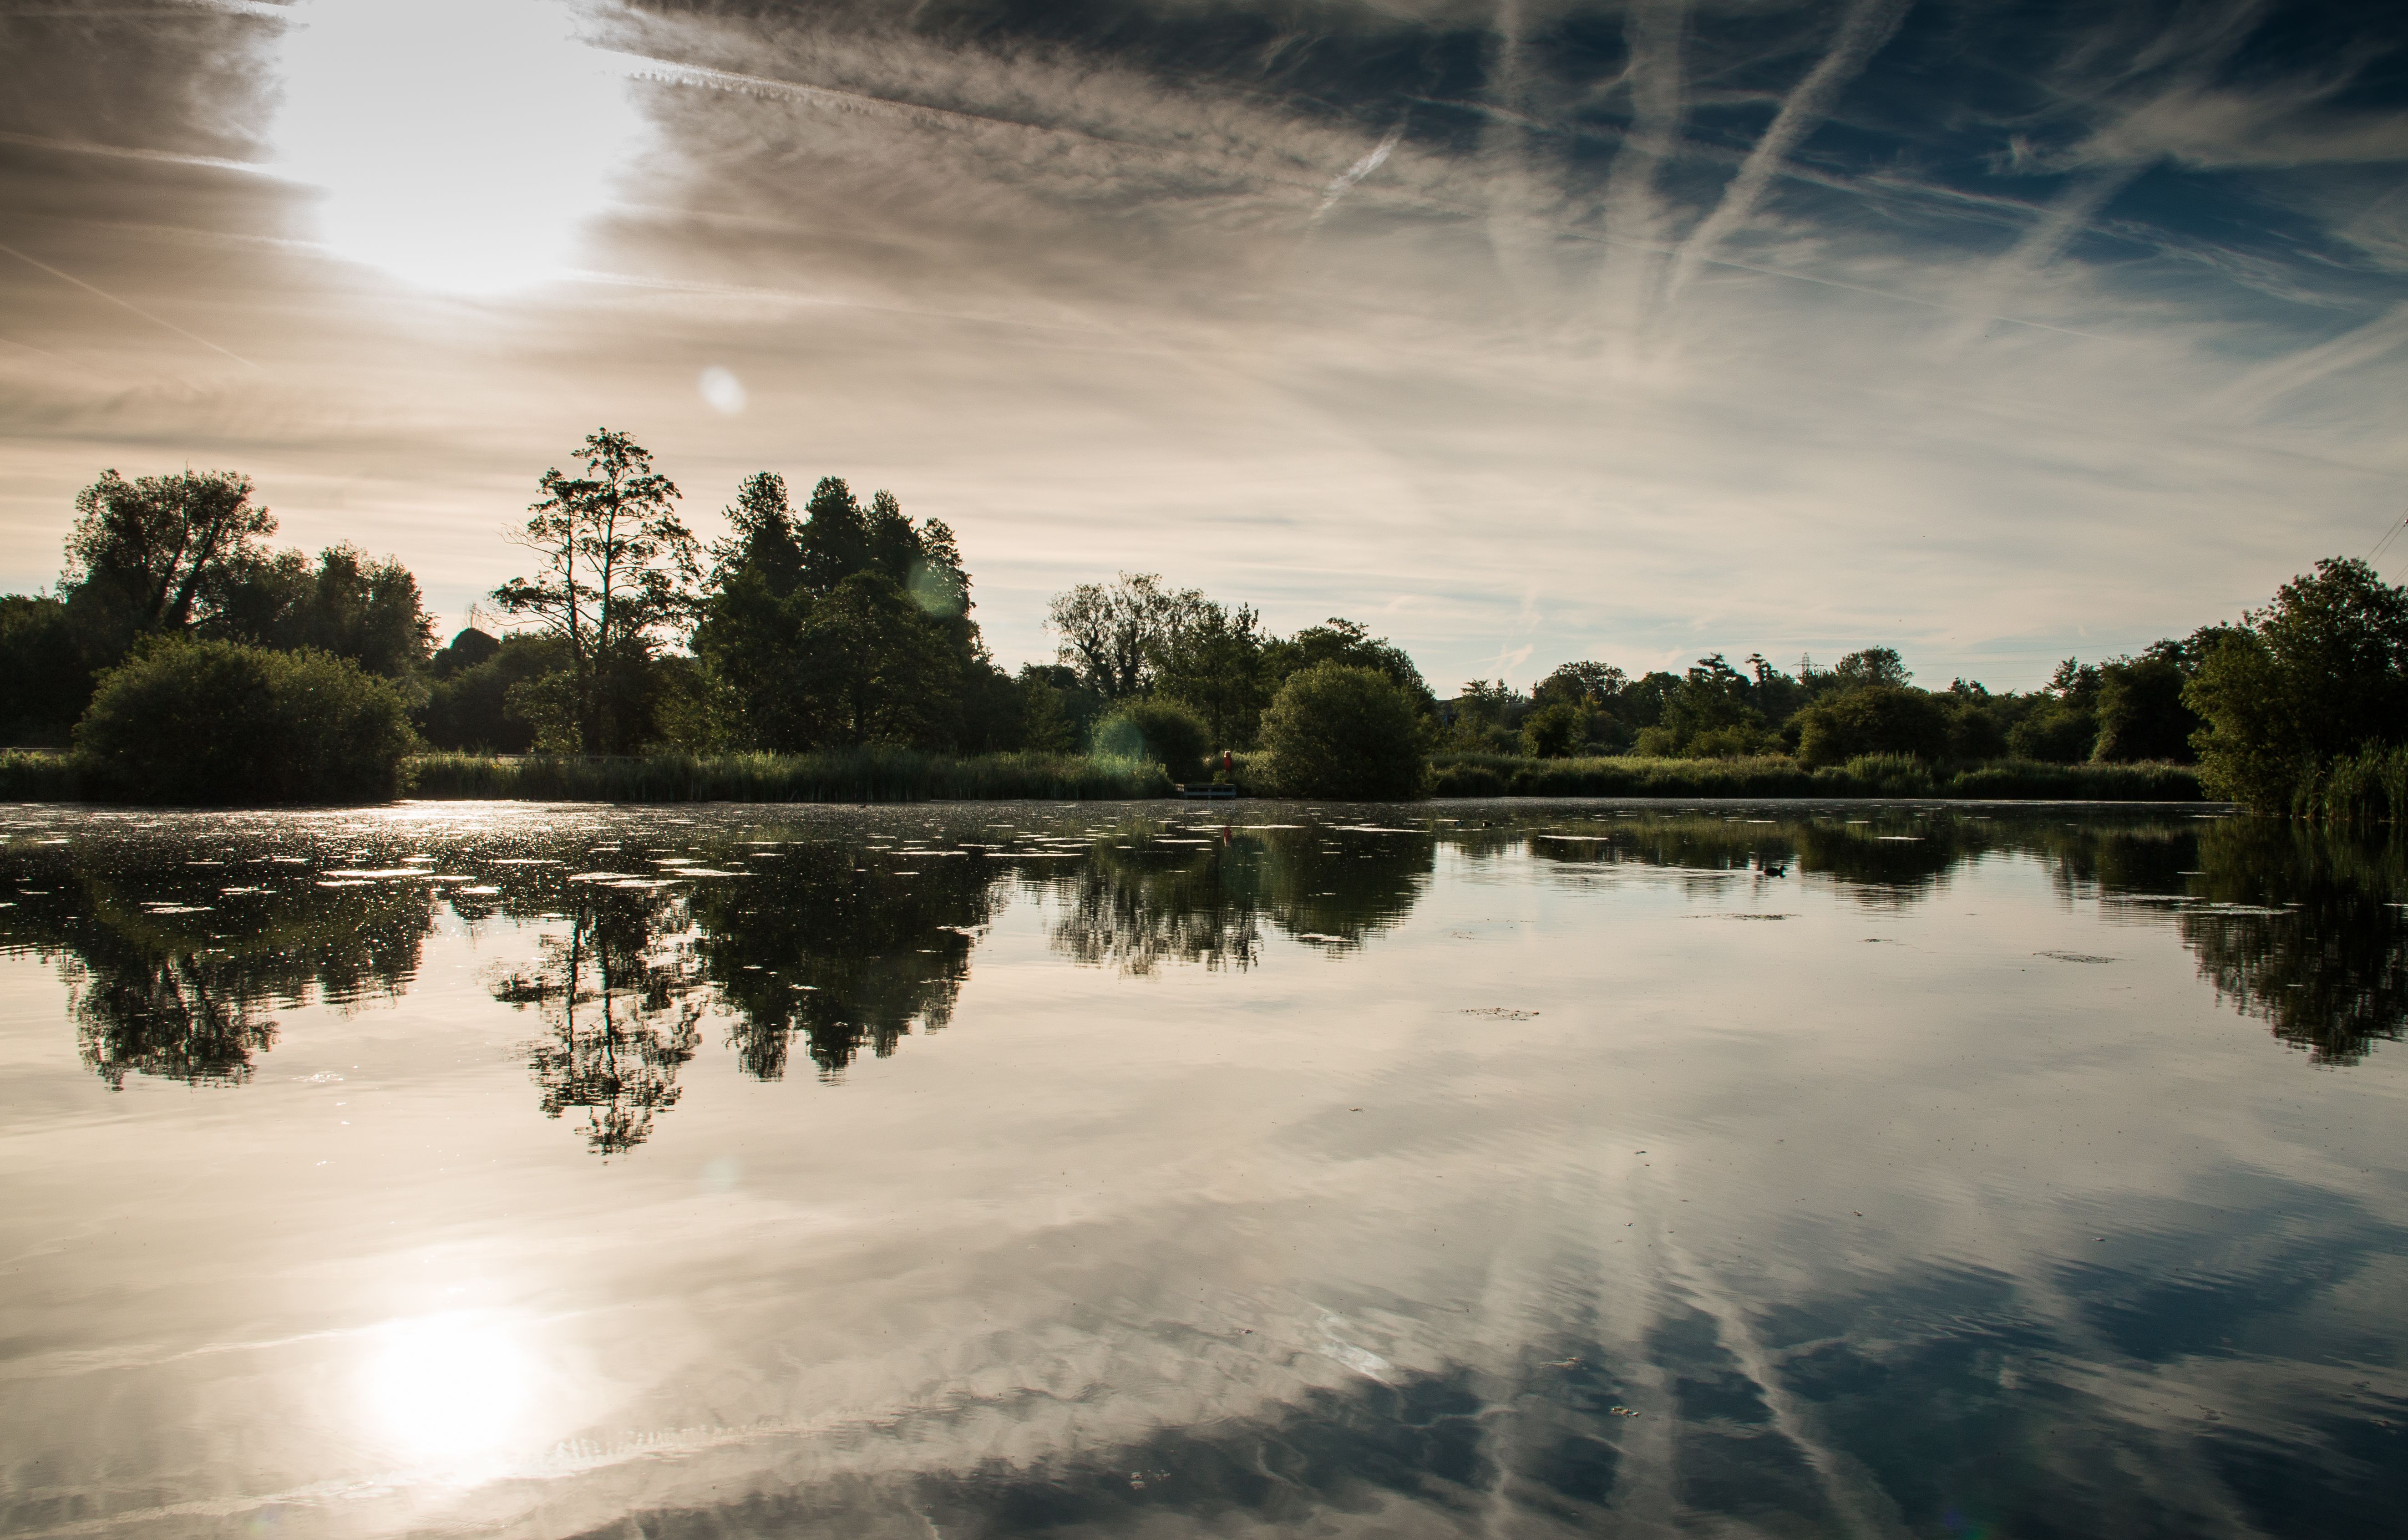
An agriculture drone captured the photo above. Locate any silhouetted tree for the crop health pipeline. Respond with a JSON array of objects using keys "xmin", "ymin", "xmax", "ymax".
[{"xmin": 492, "ymin": 429, "xmax": 700, "ymax": 754}]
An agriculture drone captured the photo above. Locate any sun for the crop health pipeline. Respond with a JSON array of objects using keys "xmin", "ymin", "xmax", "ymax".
[
  {"xmin": 359, "ymin": 1311, "xmax": 542, "ymax": 1472},
  {"xmin": 276, "ymin": 0, "xmax": 646, "ymax": 295}
]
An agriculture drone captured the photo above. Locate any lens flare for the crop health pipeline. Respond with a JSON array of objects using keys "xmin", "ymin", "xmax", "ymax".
[{"xmin": 276, "ymin": 0, "xmax": 644, "ymax": 294}]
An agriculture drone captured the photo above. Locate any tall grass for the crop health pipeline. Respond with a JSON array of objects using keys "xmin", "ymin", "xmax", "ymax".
[
  {"xmin": 2302, "ymin": 743, "xmax": 2408, "ymax": 825},
  {"xmin": 0, "ymin": 750, "xmax": 78, "ymax": 801},
  {"xmin": 1429, "ymin": 751, "xmax": 2204, "ymax": 802},
  {"xmin": 404, "ymin": 747, "xmax": 1175, "ymax": 803}
]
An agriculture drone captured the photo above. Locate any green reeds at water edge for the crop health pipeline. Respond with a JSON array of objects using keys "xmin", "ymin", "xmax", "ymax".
[
  {"xmin": 0, "ymin": 750, "xmax": 78, "ymax": 801},
  {"xmin": 2297, "ymin": 743, "xmax": 2408, "ymax": 826},
  {"xmin": 1428, "ymin": 752, "xmax": 2206, "ymax": 802},
  {"xmin": 402, "ymin": 748, "xmax": 1176, "ymax": 803}
]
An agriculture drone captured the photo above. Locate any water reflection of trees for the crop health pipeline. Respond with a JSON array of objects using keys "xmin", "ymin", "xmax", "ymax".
[
  {"xmin": 2176, "ymin": 822, "xmax": 2408, "ymax": 1065},
  {"xmin": 1037, "ymin": 823, "xmax": 1430, "ymax": 971},
  {"xmin": 1516, "ymin": 813, "xmax": 1992, "ymax": 900},
  {"xmin": 684, "ymin": 841, "xmax": 997, "ymax": 1081},
  {"xmin": 0, "ymin": 835, "xmax": 433, "ymax": 1088},
  {"xmin": 487, "ymin": 884, "xmax": 707, "ymax": 1155}
]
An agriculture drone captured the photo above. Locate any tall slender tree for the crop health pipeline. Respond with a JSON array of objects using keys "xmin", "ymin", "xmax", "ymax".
[{"xmin": 492, "ymin": 429, "xmax": 699, "ymax": 753}]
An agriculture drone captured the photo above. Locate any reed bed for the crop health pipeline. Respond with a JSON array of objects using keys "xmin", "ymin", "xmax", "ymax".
[
  {"xmin": 0, "ymin": 750, "xmax": 78, "ymax": 802},
  {"xmin": 403, "ymin": 748, "xmax": 1175, "ymax": 804},
  {"xmin": 1428, "ymin": 752, "xmax": 2205, "ymax": 802}
]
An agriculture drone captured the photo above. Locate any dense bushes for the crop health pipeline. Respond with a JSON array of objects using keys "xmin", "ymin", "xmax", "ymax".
[
  {"xmin": 2187, "ymin": 558, "xmax": 2408, "ymax": 814},
  {"xmin": 1091, "ymin": 697, "xmax": 1211, "ymax": 780},
  {"xmin": 1257, "ymin": 664, "xmax": 1430, "ymax": 798},
  {"xmin": 1793, "ymin": 686, "xmax": 1951, "ymax": 768},
  {"xmin": 75, "ymin": 639, "xmax": 417, "ymax": 804}
]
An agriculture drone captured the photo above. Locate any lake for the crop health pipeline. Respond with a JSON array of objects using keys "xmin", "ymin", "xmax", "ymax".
[{"xmin": 1, "ymin": 799, "xmax": 2401, "ymax": 1540}]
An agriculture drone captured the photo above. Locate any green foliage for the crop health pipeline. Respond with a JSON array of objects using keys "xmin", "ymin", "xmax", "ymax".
[
  {"xmin": 1152, "ymin": 601, "xmax": 1271, "ymax": 748},
  {"xmin": 1428, "ymin": 752, "xmax": 2203, "ymax": 802},
  {"xmin": 2187, "ymin": 558, "xmax": 2408, "ymax": 812},
  {"xmin": 1092, "ymin": 697, "xmax": 1211, "ymax": 780},
  {"xmin": 0, "ymin": 750, "xmax": 76, "ymax": 799},
  {"xmin": 65, "ymin": 468, "xmax": 275, "ymax": 634},
  {"xmin": 406, "ymin": 748, "xmax": 1173, "ymax": 803},
  {"xmin": 1794, "ymin": 685, "xmax": 1952, "ymax": 767},
  {"xmin": 203, "ymin": 543, "xmax": 436, "ymax": 676},
  {"xmin": 1046, "ymin": 572, "xmax": 1211, "ymax": 700},
  {"xmin": 1265, "ymin": 618, "xmax": 1436, "ymax": 711},
  {"xmin": 1257, "ymin": 663, "xmax": 1430, "ymax": 799},
  {"xmin": 2007, "ymin": 702, "xmax": 2098, "ymax": 762},
  {"xmin": 416, "ymin": 633, "xmax": 570, "ymax": 752},
  {"xmin": 697, "ymin": 471, "xmax": 987, "ymax": 753},
  {"xmin": 1520, "ymin": 700, "xmax": 1589, "ymax": 757},
  {"xmin": 0, "ymin": 595, "xmax": 106, "ymax": 742},
  {"xmin": 492, "ymin": 428, "xmax": 701, "ymax": 754},
  {"xmin": 75, "ymin": 638, "xmax": 417, "ymax": 804},
  {"xmin": 792, "ymin": 571, "xmax": 961, "ymax": 747}
]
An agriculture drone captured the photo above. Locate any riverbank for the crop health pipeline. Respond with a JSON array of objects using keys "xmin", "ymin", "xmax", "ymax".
[
  {"xmin": 1427, "ymin": 752, "xmax": 2203, "ymax": 801},
  {"xmin": 0, "ymin": 746, "xmax": 2208, "ymax": 805}
]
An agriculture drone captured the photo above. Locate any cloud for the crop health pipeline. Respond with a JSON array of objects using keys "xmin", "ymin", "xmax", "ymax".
[{"xmin": 2, "ymin": 0, "xmax": 2406, "ymax": 687}]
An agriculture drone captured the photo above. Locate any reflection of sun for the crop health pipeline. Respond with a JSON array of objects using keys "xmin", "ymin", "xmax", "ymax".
[
  {"xmin": 276, "ymin": 0, "xmax": 644, "ymax": 294},
  {"xmin": 361, "ymin": 1312, "xmax": 539, "ymax": 1470}
]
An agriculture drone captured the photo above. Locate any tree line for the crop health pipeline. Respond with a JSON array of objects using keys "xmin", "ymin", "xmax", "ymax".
[{"xmin": 2, "ymin": 429, "xmax": 2402, "ymax": 813}]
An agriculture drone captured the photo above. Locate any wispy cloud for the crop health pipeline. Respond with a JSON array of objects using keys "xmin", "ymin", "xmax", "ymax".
[{"xmin": 1657, "ymin": 0, "xmax": 1915, "ymax": 312}]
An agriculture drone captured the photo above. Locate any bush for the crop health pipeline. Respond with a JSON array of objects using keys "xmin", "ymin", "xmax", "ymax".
[
  {"xmin": 76, "ymin": 638, "xmax": 417, "ymax": 804},
  {"xmin": 1521, "ymin": 701, "xmax": 1587, "ymax": 758},
  {"xmin": 1257, "ymin": 663, "xmax": 1430, "ymax": 799},
  {"xmin": 1794, "ymin": 686, "xmax": 1951, "ymax": 768},
  {"xmin": 1092, "ymin": 697, "xmax": 1212, "ymax": 781}
]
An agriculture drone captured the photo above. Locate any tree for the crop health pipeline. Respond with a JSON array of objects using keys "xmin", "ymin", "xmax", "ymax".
[
  {"xmin": 1521, "ymin": 700, "xmax": 1590, "ymax": 758},
  {"xmin": 205, "ymin": 544, "xmax": 436, "ymax": 677},
  {"xmin": 1532, "ymin": 661, "xmax": 1626, "ymax": 709},
  {"xmin": 1152, "ymin": 600, "xmax": 1270, "ymax": 748},
  {"xmin": 1046, "ymin": 573, "xmax": 1210, "ymax": 699},
  {"xmin": 792, "ymin": 571, "xmax": 960, "ymax": 747},
  {"xmin": 1794, "ymin": 685, "xmax": 1951, "ymax": 768},
  {"xmin": 697, "ymin": 473, "xmax": 988, "ymax": 752},
  {"xmin": 1264, "ymin": 618, "xmax": 1436, "ymax": 711},
  {"xmin": 75, "ymin": 638, "xmax": 418, "ymax": 804},
  {"xmin": 2092, "ymin": 643, "xmax": 2200, "ymax": 763},
  {"xmin": 2186, "ymin": 557, "xmax": 2408, "ymax": 811},
  {"xmin": 416, "ymin": 633, "xmax": 571, "ymax": 752},
  {"xmin": 492, "ymin": 429, "xmax": 700, "ymax": 754},
  {"xmin": 64, "ymin": 468, "xmax": 276, "ymax": 634},
  {"xmin": 1257, "ymin": 663, "xmax": 1430, "ymax": 799}
]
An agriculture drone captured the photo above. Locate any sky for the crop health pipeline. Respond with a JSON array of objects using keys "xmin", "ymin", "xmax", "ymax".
[{"xmin": 2, "ymin": 0, "xmax": 2405, "ymax": 691}]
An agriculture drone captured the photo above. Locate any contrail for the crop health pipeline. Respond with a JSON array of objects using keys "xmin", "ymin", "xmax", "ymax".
[
  {"xmin": 1596, "ymin": 0, "xmax": 1688, "ymax": 348},
  {"xmin": 0, "ymin": 130, "xmax": 296, "ymax": 180},
  {"xmin": 1658, "ymin": 0, "xmax": 1914, "ymax": 310},
  {"xmin": 0, "ymin": 240, "xmax": 258, "ymax": 370},
  {"xmin": 2213, "ymin": 301, "xmax": 2408, "ymax": 416},
  {"xmin": 1945, "ymin": 164, "xmax": 2145, "ymax": 348},
  {"xmin": 1313, "ymin": 123, "xmax": 1405, "ymax": 217}
]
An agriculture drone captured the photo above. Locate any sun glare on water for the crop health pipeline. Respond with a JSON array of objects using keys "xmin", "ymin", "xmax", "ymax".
[
  {"xmin": 360, "ymin": 1311, "xmax": 542, "ymax": 1473},
  {"xmin": 277, "ymin": 0, "xmax": 645, "ymax": 295}
]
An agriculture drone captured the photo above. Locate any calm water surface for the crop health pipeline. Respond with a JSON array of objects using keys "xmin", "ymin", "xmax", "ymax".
[{"xmin": 1, "ymin": 800, "xmax": 2402, "ymax": 1539}]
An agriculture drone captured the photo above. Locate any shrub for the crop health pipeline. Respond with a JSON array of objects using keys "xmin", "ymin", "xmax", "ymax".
[
  {"xmin": 1257, "ymin": 663, "xmax": 1430, "ymax": 799},
  {"xmin": 76, "ymin": 638, "xmax": 417, "ymax": 804},
  {"xmin": 1795, "ymin": 686, "xmax": 1951, "ymax": 768},
  {"xmin": 1520, "ymin": 701, "xmax": 1587, "ymax": 758},
  {"xmin": 1092, "ymin": 697, "xmax": 1211, "ymax": 781},
  {"xmin": 2187, "ymin": 559, "xmax": 2408, "ymax": 812}
]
